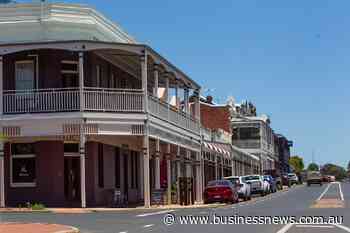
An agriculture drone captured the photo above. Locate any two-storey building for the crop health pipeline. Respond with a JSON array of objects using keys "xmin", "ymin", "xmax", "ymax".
[
  {"xmin": 199, "ymin": 96, "xmax": 259, "ymax": 186},
  {"xmin": 231, "ymin": 101, "xmax": 277, "ymax": 174},
  {"xmin": 0, "ymin": 2, "xmax": 203, "ymax": 208}
]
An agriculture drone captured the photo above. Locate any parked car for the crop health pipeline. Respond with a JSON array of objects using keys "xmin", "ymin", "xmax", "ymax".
[
  {"xmin": 244, "ymin": 175, "xmax": 270, "ymax": 196},
  {"xmin": 329, "ymin": 175, "xmax": 336, "ymax": 182},
  {"xmin": 224, "ymin": 176, "xmax": 251, "ymax": 201},
  {"xmin": 322, "ymin": 175, "xmax": 330, "ymax": 183},
  {"xmin": 203, "ymin": 180, "xmax": 239, "ymax": 204},
  {"xmin": 263, "ymin": 175, "xmax": 277, "ymax": 193},
  {"xmin": 281, "ymin": 174, "xmax": 291, "ymax": 187},
  {"xmin": 288, "ymin": 173, "xmax": 299, "ymax": 185},
  {"xmin": 306, "ymin": 171, "xmax": 323, "ymax": 186}
]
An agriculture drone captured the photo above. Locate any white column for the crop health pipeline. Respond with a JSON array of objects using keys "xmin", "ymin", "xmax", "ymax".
[
  {"xmin": 231, "ymin": 159, "xmax": 235, "ymax": 176},
  {"xmin": 143, "ymin": 135, "xmax": 150, "ymax": 208},
  {"xmin": 0, "ymin": 142, "xmax": 4, "ymax": 208},
  {"xmin": 194, "ymin": 89, "xmax": 201, "ymax": 120},
  {"xmin": 141, "ymin": 52, "xmax": 151, "ymax": 208},
  {"xmin": 195, "ymin": 151, "xmax": 202, "ymax": 203},
  {"xmin": 166, "ymin": 144, "xmax": 171, "ymax": 205},
  {"xmin": 184, "ymin": 87, "xmax": 189, "ymax": 113},
  {"xmin": 139, "ymin": 151, "xmax": 144, "ymax": 200},
  {"xmin": 175, "ymin": 79, "xmax": 179, "ymax": 108},
  {"xmin": 176, "ymin": 145, "xmax": 181, "ymax": 204},
  {"xmin": 141, "ymin": 52, "xmax": 148, "ymax": 111},
  {"xmin": 186, "ymin": 150, "xmax": 191, "ymax": 178},
  {"xmin": 153, "ymin": 64, "xmax": 159, "ymax": 97},
  {"xmin": 0, "ymin": 56, "xmax": 3, "ymax": 116},
  {"xmin": 80, "ymin": 130, "xmax": 86, "ymax": 208},
  {"xmin": 215, "ymin": 155, "xmax": 218, "ymax": 180},
  {"xmin": 155, "ymin": 138, "xmax": 161, "ymax": 189},
  {"xmin": 79, "ymin": 52, "xmax": 84, "ymax": 112},
  {"xmin": 221, "ymin": 159, "xmax": 224, "ymax": 178},
  {"xmin": 165, "ymin": 73, "xmax": 170, "ymax": 103}
]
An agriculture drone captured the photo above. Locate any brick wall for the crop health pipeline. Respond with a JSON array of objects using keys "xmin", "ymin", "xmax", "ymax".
[{"xmin": 200, "ymin": 103, "xmax": 231, "ymax": 133}]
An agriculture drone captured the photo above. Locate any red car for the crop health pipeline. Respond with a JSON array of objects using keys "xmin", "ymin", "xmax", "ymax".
[{"xmin": 203, "ymin": 180, "xmax": 239, "ymax": 204}]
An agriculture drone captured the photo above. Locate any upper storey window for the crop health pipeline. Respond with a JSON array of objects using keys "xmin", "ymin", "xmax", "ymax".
[{"xmin": 15, "ymin": 61, "xmax": 35, "ymax": 90}]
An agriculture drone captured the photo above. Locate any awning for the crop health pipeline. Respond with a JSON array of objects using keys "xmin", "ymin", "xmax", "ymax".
[{"xmin": 203, "ymin": 141, "xmax": 231, "ymax": 158}]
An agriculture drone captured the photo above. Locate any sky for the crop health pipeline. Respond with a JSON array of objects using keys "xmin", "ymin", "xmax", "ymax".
[{"xmin": 20, "ymin": 0, "xmax": 350, "ymax": 168}]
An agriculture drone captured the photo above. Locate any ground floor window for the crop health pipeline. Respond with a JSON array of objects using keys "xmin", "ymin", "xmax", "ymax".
[{"xmin": 11, "ymin": 143, "xmax": 36, "ymax": 187}]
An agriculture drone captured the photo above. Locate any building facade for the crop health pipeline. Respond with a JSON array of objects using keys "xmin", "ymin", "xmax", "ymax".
[
  {"xmin": 274, "ymin": 134, "xmax": 293, "ymax": 175},
  {"xmin": 230, "ymin": 101, "xmax": 278, "ymax": 174},
  {"xmin": 199, "ymin": 96, "xmax": 259, "ymax": 186},
  {"xmin": 0, "ymin": 2, "xmax": 203, "ymax": 208}
]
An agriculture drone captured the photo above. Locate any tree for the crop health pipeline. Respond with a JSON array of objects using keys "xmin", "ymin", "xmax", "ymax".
[
  {"xmin": 307, "ymin": 163, "xmax": 319, "ymax": 171},
  {"xmin": 321, "ymin": 163, "xmax": 347, "ymax": 180},
  {"xmin": 289, "ymin": 156, "xmax": 304, "ymax": 174},
  {"xmin": 347, "ymin": 161, "xmax": 350, "ymax": 171}
]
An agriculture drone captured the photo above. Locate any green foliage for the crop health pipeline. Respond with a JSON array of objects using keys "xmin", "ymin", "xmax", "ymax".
[
  {"xmin": 289, "ymin": 156, "xmax": 304, "ymax": 173},
  {"xmin": 31, "ymin": 203, "xmax": 46, "ymax": 210},
  {"xmin": 307, "ymin": 163, "xmax": 319, "ymax": 171},
  {"xmin": 321, "ymin": 163, "xmax": 347, "ymax": 181}
]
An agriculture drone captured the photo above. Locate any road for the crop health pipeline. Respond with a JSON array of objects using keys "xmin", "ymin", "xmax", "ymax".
[{"xmin": 0, "ymin": 182, "xmax": 349, "ymax": 233}]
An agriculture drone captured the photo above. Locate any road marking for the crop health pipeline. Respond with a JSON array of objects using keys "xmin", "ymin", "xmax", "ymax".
[
  {"xmin": 333, "ymin": 224, "xmax": 350, "ymax": 232},
  {"xmin": 136, "ymin": 210, "xmax": 175, "ymax": 217},
  {"xmin": 295, "ymin": 225, "xmax": 334, "ymax": 228},
  {"xmin": 119, "ymin": 232, "xmax": 128, "ymax": 233},
  {"xmin": 276, "ymin": 223, "xmax": 293, "ymax": 233},
  {"xmin": 143, "ymin": 224, "xmax": 154, "ymax": 228},
  {"xmin": 317, "ymin": 183, "xmax": 331, "ymax": 201},
  {"xmin": 338, "ymin": 182, "xmax": 344, "ymax": 201}
]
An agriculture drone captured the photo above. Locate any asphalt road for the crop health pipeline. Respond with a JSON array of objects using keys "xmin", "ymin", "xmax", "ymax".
[{"xmin": 1, "ymin": 182, "xmax": 349, "ymax": 233}]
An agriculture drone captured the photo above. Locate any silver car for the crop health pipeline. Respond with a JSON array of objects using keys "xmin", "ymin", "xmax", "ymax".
[{"xmin": 224, "ymin": 176, "xmax": 251, "ymax": 201}]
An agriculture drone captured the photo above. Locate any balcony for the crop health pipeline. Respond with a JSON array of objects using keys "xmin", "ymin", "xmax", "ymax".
[
  {"xmin": 3, "ymin": 88, "xmax": 144, "ymax": 113},
  {"xmin": 232, "ymin": 139, "xmax": 261, "ymax": 149},
  {"xmin": 3, "ymin": 88, "xmax": 200, "ymax": 134}
]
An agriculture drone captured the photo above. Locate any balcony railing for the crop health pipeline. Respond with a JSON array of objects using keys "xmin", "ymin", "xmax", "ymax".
[
  {"xmin": 4, "ymin": 88, "xmax": 80, "ymax": 113},
  {"xmin": 148, "ymin": 95, "xmax": 200, "ymax": 134},
  {"xmin": 3, "ymin": 88, "xmax": 200, "ymax": 134},
  {"xmin": 3, "ymin": 88, "xmax": 144, "ymax": 114}
]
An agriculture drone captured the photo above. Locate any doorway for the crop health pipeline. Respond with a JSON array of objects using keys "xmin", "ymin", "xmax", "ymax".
[{"xmin": 64, "ymin": 156, "xmax": 81, "ymax": 206}]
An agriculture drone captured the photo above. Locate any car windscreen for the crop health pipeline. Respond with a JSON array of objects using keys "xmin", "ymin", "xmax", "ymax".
[{"xmin": 245, "ymin": 176, "xmax": 260, "ymax": 181}]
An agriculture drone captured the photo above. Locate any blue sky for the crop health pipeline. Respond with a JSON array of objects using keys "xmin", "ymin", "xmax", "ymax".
[{"xmin": 21, "ymin": 0, "xmax": 350, "ymax": 168}]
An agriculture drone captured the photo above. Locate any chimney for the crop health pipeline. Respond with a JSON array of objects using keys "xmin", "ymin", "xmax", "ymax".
[{"xmin": 206, "ymin": 95, "xmax": 213, "ymax": 104}]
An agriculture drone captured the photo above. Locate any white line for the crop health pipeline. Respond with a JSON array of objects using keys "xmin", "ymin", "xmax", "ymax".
[
  {"xmin": 143, "ymin": 224, "xmax": 154, "ymax": 228},
  {"xmin": 136, "ymin": 209, "xmax": 175, "ymax": 217},
  {"xmin": 338, "ymin": 182, "xmax": 344, "ymax": 201},
  {"xmin": 295, "ymin": 225, "xmax": 334, "ymax": 228},
  {"xmin": 317, "ymin": 183, "xmax": 331, "ymax": 201},
  {"xmin": 334, "ymin": 224, "xmax": 350, "ymax": 232},
  {"xmin": 276, "ymin": 223, "xmax": 293, "ymax": 233}
]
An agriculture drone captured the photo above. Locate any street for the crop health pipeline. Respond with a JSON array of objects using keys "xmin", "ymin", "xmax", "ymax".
[{"xmin": 0, "ymin": 182, "xmax": 349, "ymax": 233}]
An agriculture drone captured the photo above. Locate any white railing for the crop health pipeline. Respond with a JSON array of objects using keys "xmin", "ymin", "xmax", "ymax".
[
  {"xmin": 3, "ymin": 88, "xmax": 144, "ymax": 114},
  {"xmin": 148, "ymin": 95, "xmax": 200, "ymax": 134},
  {"xmin": 3, "ymin": 88, "xmax": 80, "ymax": 114},
  {"xmin": 84, "ymin": 87, "xmax": 144, "ymax": 112}
]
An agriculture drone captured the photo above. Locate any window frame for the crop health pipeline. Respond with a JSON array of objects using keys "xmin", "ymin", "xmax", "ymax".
[
  {"xmin": 10, "ymin": 153, "xmax": 36, "ymax": 188},
  {"xmin": 15, "ymin": 60, "xmax": 35, "ymax": 91}
]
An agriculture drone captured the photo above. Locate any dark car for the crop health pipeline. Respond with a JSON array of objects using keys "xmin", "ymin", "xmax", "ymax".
[
  {"xmin": 203, "ymin": 180, "xmax": 239, "ymax": 204},
  {"xmin": 263, "ymin": 175, "xmax": 277, "ymax": 193},
  {"xmin": 282, "ymin": 174, "xmax": 291, "ymax": 187}
]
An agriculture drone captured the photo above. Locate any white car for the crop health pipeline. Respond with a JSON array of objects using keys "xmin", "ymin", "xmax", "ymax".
[
  {"xmin": 288, "ymin": 173, "xmax": 299, "ymax": 185},
  {"xmin": 244, "ymin": 175, "xmax": 270, "ymax": 196},
  {"xmin": 224, "ymin": 176, "xmax": 251, "ymax": 201}
]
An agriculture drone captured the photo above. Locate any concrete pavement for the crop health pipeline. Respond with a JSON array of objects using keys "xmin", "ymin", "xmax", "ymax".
[{"xmin": 0, "ymin": 183, "xmax": 349, "ymax": 233}]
